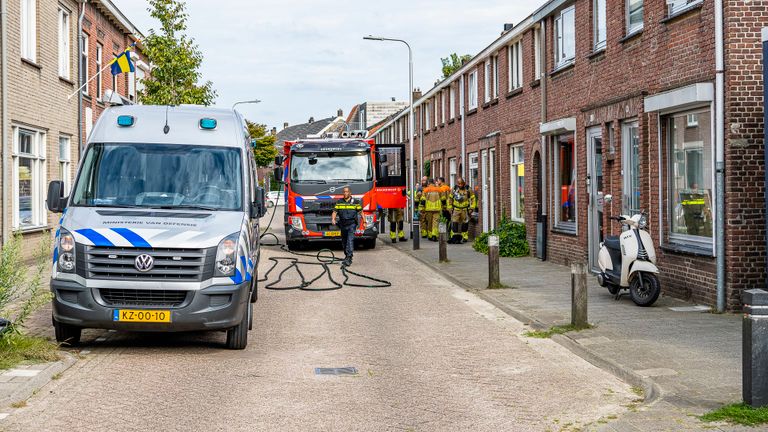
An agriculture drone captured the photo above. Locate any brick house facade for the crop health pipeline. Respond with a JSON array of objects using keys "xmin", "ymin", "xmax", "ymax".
[{"xmin": 372, "ymin": 0, "xmax": 767, "ymax": 310}]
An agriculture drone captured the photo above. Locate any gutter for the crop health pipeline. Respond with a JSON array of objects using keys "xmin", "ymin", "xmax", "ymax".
[
  {"xmin": 714, "ymin": 0, "xmax": 725, "ymax": 312},
  {"xmin": 1, "ymin": 0, "xmax": 8, "ymax": 244}
]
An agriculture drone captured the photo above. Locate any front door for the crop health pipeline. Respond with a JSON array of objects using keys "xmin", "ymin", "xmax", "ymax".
[
  {"xmin": 481, "ymin": 149, "xmax": 489, "ymax": 232},
  {"xmin": 587, "ymin": 127, "xmax": 604, "ymax": 271},
  {"xmin": 489, "ymin": 148, "xmax": 496, "ymax": 230}
]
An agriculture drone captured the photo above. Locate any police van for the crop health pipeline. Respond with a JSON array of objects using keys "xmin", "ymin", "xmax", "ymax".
[{"xmin": 46, "ymin": 105, "xmax": 267, "ymax": 349}]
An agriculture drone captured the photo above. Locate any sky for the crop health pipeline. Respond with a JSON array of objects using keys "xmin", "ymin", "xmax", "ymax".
[{"xmin": 111, "ymin": 0, "xmax": 547, "ymax": 131}]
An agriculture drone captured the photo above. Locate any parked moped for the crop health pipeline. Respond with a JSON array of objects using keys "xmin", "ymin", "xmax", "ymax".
[{"xmin": 596, "ymin": 195, "xmax": 661, "ymax": 306}]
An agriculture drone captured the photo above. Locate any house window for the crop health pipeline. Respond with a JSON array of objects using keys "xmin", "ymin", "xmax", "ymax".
[
  {"xmin": 433, "ymin": 97, "xmax": 438, "ymax": 128},
  {"xmin": 492, "ymin": 55, "xmax": 499, "ymax": 99},
  {"xmin": 425, "ymin": 102, "xmax": 431, "ymax": 129},
  {"xmin": 112, "ymin": 65, "xmax": 119, "ymax": 96},
  {"xmin": 440, "ymin": 91, "xmax": 445, "ymax": 124},
  {"xmin": 555, "ymin": 6, "xmax": 576, "ymax": 68},
  {"xmin": 468, "ymin": 152, "xmax": 479, "ymax": 189},
  {"xmin": 59, "ymin": 136, "xmax": 71, "ymax": 194},
  {"xmin": 622, "ymin": 121, "xmax": 641, "ymax": 214},
  {"xmin": 96, "ymin": 44, "xmax": 103, "ymax": 100},
  {"xmin": 449, "ymin": 158, "xmax": 457, "ymax": 188},
  {"xmin": 668, "ymin": 109, "xmax": 713, "ymax": 245},
  {"xmin": 468, "ymin": 70, "xmax": 478, "ymax": 110},
  {"xmin": 510, "ymin": 145, "xmax": 525, "ymax": 221},
  {"xmin": 667, "ymin": 0, "xmax": 701, "ymax": 15},
  {"xmin": 594, "ymin": 0, "xmax": 607, "ymax": 51},
  {"xmin": 627, "ymin": 0, "xmax": 644, "ymax": 35},
  {"xmin": 81, "ymin": 34, "xmax": 89, "ymax": 94},
  {"xmin": 21, "ymin": 0, "xmax": 36, "ymax": 61},
  {"xmin": 686, "ymin": 113, "xmax": 698, "ymax": 127},
  {"xmin": 484, "ymin": 60, "xmax": 492, "ymax": 103},
  {"xmin": 58, "ymin": 7, "xmax": 71, "ymax": 78},
  {"xmin": 534, "ymin": 28, "xmax": 541, "ymax": 79},
  {"xmin": 508, "ymin": 40, "xmax": 523, "ymax": 91},
  {"xmin": 553, "ymin": 133, "xmax": 576, "ymax": 230},
  {"xmin": 13, "ymin": 127, "xmax": 46, "ymax": 229},
  {"xmin": 449, "ymin": 86, "xmax": 456, "ymax": 119}
]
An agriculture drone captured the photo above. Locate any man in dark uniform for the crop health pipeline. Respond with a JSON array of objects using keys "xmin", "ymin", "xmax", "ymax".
[{"xmin": 331, "ymin": 186, "xmax": 362, "ymax": 267}]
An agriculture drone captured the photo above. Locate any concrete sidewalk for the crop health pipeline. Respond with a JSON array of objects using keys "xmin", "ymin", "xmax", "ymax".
[{"xmin": 385, "ymin": 231, "xmax": 747, "ymax": 431}]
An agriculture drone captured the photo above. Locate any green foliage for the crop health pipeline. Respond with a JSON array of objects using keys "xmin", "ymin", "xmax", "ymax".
[
  {"xmin": 246, "ymin": 121, "xmax": 278, "ymax": 168},
  {"xmin": 701, "ymin": 403, "xmax": 768, "ymax": 426},
  {"xmin": 139, "ymin": 0, "xmax": 217, "ymax": 105},
  {"xmin": 0, "ymin": 234, "xmax": 52, "ymax": 338},
  {"xmin": 423, "ymin": 160, "xmax": 431, "ymax": 178},
  {"xmin": 441, "ymin": 53, "xmax": 472, "ymax": 78},
  {"xmin": 472, "ymin": 218, "xmax": 530, "ymax": 257},
  {"xmin": 0, "ymin": 333, "xmax": 59, "ymax": 371},
  {"xmin": 523, "ymin": 323, "xmax": 593, "ymax": 339}
]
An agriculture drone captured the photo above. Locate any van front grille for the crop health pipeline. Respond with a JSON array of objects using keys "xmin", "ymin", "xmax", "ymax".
[
  {"xmin": 85, "ymin": 246, "xmax": 215, "ymax": 281},
  {"xmin": 100, "ymin": 288, "xmax": 188, "ymax": 307}
]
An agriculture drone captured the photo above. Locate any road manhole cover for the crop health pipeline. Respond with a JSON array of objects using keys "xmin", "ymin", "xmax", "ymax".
[{"xmin": 315, "ymin": 367, "xmax": 358, "ymax": 376}]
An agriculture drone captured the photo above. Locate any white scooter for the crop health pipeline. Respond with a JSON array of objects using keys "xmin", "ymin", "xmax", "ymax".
[{"xmin": 596, "ymin": 195, "xmax": 661, "ymax": 306}]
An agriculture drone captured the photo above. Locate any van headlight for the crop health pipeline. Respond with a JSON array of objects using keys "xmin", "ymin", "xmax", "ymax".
[
  {"xmin": 215, "ymin": 233, "xmax": 239, "ymax": 277},
  {"xmin": 58, "ymin": 230, "xmax": 76, "ymax": 273},
  {"xmin": 289, "ymin": 216, "xmax": 303, "ymax": 230},
  {"xmin": 364, "ymin": 214, "xmax": 375, "ymax": 228}
]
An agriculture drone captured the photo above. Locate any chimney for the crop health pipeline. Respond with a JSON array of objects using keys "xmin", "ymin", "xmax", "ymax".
[
  {"xmin": 283, "ymin": 122, "xmax": 289, "ymax": 130},
  {"xmin": 503, "ymin": 23, "xmax": 514, "ymax": 32},
  {"xmin": 412, "ymin": 88, "xmax": 422, "ymax": 100},
  {"xmin": 308, "ymin": 116, "xmax": 314, "ymax": 124},
  {"xmin": 391, "ymin": 97, "xmax": 396, "ymax": 102},
  {"xmin": 337, "ymin": 109, "xmax": 343, "ymax": 117}
]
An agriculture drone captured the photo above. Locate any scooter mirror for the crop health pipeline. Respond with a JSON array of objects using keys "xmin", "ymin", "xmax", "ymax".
[{"xmin": 604, "ymin": 194, "xmax": 613, "ymax": 203}]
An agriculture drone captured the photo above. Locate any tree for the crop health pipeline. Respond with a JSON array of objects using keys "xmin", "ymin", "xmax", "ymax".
[
  {"xmin": 247, "ymin": 121, "xmax": 278, "ymax": 168},
  {"xmin": 139, "ymin": 0, "xmax": 217, "ymax": 105},
  {"xmin": 441, "ymin": 53, "xmax": 472, "ymax": 79}
]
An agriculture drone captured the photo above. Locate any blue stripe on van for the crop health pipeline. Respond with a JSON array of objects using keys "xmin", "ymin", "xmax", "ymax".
[
  {"xmin": 110, "ymin": 228, "xmax": 151, "ymax": 248},
  {"xmin": 76, "ymin": 229, "xmax": 114, "ymax": 247},
  {"xmin": 230, "ymin": 268, "xmax": 243, "ymax": 285},
  {"xmin": 240, "ymin": 256, "xmax": 251, "ymax": 281}
]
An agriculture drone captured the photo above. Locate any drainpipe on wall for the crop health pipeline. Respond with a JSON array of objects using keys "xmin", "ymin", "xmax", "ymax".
[
  {"xmin": 1, "ymin": 0, "xmax": 8, "ymax": 245},
  {"xmin": 714, "ymin": 0, "xmax": 726, "ymax": 312},
  {"xmin": 762, "ymin": 27, "xmax": 767, "ymax": 289},
  {"xmin": 540, "ymin": 20, "xmax": 547, "ymax": 219},
  {"xmin": 78, "ymin": 1, "xmax": 86, "ymax": 152},
  {"xmin": 460, "ymin": 74, "xmax": 466, "ymax": 179}
]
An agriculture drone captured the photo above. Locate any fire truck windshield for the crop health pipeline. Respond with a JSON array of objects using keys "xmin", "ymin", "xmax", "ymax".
[{"xmin": 290, "ymin": 152, "xmax": 372, "ymax": 184}]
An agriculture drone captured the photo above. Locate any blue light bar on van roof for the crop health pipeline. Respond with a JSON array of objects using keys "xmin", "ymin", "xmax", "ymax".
[
  {"xmin": 199, "ymin": 118, "xmax": 217, "ymax": 130},
  {"xmin": 117, "ymin": 115, "xmax": 135, "ymax": 127}
]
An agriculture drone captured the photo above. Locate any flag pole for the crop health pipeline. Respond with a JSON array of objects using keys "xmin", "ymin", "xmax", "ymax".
[{"xmin": 67, "ymin": 44, "xmax": 137, "ymax": 101}]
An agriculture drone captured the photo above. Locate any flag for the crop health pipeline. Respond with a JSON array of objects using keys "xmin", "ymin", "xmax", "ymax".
[{"xmin": 110, "ymin": 47, "xmax": 135, "ymax": 75}]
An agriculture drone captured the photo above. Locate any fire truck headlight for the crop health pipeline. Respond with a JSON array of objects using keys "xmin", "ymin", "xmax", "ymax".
[{"xmin": 289, "ymin": 216, "xmax": 304, "ymax": 230}]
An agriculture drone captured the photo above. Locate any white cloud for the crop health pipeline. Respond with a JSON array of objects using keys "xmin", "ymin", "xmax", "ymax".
[{"xmin": 112, "ymin": 0, "xmax": 546, "ymax": 129}]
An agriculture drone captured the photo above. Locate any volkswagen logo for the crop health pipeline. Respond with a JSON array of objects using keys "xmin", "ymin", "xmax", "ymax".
[
  {"xmin": 329, "ymin": 187, "xmax": 336, "ymax": 193},
  {"xmin": 135, "ymin": 254, "xmax": 154, "ymax": 272}
]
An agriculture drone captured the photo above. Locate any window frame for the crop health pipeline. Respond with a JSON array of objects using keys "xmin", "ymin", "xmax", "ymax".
[
  {"xmin": 12, "ymin": 126, "xmax": 47, "ymax": 230},
  {"xmin": 508, "ymin": 40, "xmax": 523, "ymax": 91},
  {"xmin": 468, "ymin": 152, "xmax": 479, "ymax": 189},
  {"xmin": 21, "ymin": 0, "xmax": 37, "ymax": 62},
  {"xmin": 492, "ymin": 55, "xmax": 499, "ymax": 99},
  {"xmin": 96, "ymin": 44, "xmax": 103, "ymax": 100},
  {"xmin": 468, "ymin": 69, "xmax": 478, "ymax": 110},
  {"xmin": 552, "ymin": 132, "xmax": 577, "ymax": 232},
  {"xmin": 666, "ymin": 0, "xmax": 702, "ymax": 16},
  {"xmin": 440, "ymin": 91, "xmax": 445, "ymax": 124},
  {"xmin": 58, "ymin": 6, "xmax": 71, "ymax": 79},
  {"xmin": 59, "ymin": 136, "xmax": 72, "ymax": 194},
  {"xmin": 554, "ymin": 6, "xmax": 576, "ymax": 69},
  {"xmin": 81, "ymin": 33, "xmax": 89, "ymax": 95},
  {"xmin": 593, "ymin": 0, "xmax": 607, "ymax": 51},
  {"xmin": 534, "ymin": 27, "xmax": 542, "ymax": 80},
  {"xmin": 510, "ymin": 144, "xmax": 525, "ymax": 222},
  {"xmin": 449, "ymin": 85, "xmax": 456, "ymax": 119},
  {"xmin": 484, "ymin": 60, "xmax": 491, "ymax": 103},
  {"xmin": 626, "ymin": 0, "xmax": 644, "ymax": 35}
]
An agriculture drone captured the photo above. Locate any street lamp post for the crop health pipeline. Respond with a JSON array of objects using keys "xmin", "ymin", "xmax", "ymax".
[
  {"xmin": 363, "ymin": 35, "xmax": 419, "ymax": 250},
  {"xmin": 232, "ymin": 99, "xmax": 262, "ymax": 110}
]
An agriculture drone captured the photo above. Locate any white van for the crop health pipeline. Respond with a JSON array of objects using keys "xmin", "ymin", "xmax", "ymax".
[{"xmin": 46, "ymin": 105, "xmax": 267, "ymax": 349}]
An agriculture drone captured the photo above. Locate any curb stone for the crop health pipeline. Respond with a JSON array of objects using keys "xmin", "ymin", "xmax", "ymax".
[
  {"xmin": 0, "ymin": 351, "xmax": 77, "ymax": 410},
  {"xmin": 382, "ymin": 238, "xmax": 662, "ymax": 407}
]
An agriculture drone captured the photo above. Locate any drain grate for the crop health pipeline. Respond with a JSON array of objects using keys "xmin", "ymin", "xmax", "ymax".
[{"xmin": 314, "ymin": 367, "xmax": 358, "ymax": 376}]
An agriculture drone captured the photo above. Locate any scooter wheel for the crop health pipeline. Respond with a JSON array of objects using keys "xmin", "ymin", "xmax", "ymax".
[
  {"xmin": 629, "ymin": 273, "xmax": 660, "ymax": 307},
  {"xmin": 607, "ymin": 285, "xmax": 620, "ymax": 295}
]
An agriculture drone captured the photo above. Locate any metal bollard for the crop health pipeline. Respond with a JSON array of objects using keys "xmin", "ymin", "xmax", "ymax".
[
  {"xmin": 743, "ymin": 289, "xmax": 768, "ymax": 407},
  {"xmin": 488, "ymin": 235, "xmax": 501, "ymax": 288},
  {"xmin": 412, "ymin": 220, "xmax": 420, "ymax": 250},
  {"xmin": 438, "ymin": 222, "xmax": 448, "ymax": 262},
  {"xmin": 571, "ymin": 263, "xmax": 588, "ymax": 328}
]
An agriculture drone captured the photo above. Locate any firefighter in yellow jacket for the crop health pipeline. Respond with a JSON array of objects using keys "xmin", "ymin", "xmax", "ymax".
[
  {"xmin": 420, "ymin": 179, "xmax": 444, "ymax": 241},
  {"xmin": 448, "ymin": 178, "xmax": 477, "ymax": 243}
]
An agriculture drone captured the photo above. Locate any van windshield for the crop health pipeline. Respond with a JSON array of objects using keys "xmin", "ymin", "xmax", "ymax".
[{"xmin": 71, "ymin": 143, "xmax": 243, "ymax": 210}]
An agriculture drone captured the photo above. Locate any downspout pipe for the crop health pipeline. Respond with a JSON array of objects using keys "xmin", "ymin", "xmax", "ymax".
[
  {"xmin": 460, "ymin": 74, "xmax": 466, "ymax": 179},
  {"xmin": 762, "ymin": 27, "xmax": 767, "ymax": 289},
  {"xmin": 78, "ymin": 1, "xmax": 86, "ymax": 152},
  {"xmin": 540, "ymin": 21, "xmax": 547, "ymax": 218},
  {"xmin": 1, "ymin": 0, "xmax": 8, "ymax": 245},
  {"xmin": 714, "ymin": 0, "xmax": 726, "ymax": 312}
]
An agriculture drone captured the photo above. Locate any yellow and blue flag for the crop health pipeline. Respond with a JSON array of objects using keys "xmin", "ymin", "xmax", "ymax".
[{"xmin": 110, "ymin": 46, "xmax": 135, "ymax": 75}]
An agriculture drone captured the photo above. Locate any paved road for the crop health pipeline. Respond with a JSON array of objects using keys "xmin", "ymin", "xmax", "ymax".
[{"xmin": 2, "ymin": 212, "xmax": 635, "ymax": 431}]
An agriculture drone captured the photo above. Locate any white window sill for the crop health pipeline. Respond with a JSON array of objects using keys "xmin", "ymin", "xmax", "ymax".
[{"xmin": 14, "ymin": 225, "xmax": 51, "ymax": 234}]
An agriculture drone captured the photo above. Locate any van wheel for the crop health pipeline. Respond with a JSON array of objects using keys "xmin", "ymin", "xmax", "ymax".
[
  {"xmin": 225, "ymin": 303, "xmax": 250, "ymax": 350},
  {"xmin": 286, "ymin": 240, "xmax": 300, "ymax": 251},
  {"xmin": 53, "ymin": 317, "xmax": 81, "ymax": 346},
  {"xmin": 363, "ymin": 239, "xmax": 377, "ymax": 249},
  {"xmin": 630, "ymin": 273, "xmax": 661, "ymax": 307}
]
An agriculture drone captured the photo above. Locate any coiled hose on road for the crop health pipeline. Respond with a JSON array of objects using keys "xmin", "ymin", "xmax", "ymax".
[{"xmin": 257, "ymin": 187, "xmax": 391, "ymax": 291}]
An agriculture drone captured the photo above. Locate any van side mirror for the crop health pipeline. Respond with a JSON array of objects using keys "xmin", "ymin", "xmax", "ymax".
[
  {"xmin": 273, "ymin": 167, "xmax": 284, "ymax": 183},
  {"xmin": 46, "ymin": 181, "xmax": 67, "ymax": 213},
  {"xmin": 251, "ymin": 187, "xmax": 267, "ymax": 219},
  {"xmin": 251, "ymin": 139, "xmax": 257, "ymax": 148}
]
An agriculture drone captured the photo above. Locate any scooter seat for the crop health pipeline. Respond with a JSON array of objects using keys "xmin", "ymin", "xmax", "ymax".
[{"xmin": 604, "ymin": 236, "xmax": 621, "ymax": 251}]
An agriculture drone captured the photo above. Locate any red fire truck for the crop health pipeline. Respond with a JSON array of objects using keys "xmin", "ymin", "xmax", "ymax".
[{"xmin": 276, "ymin": 134, "xmax": 406, "ymax": 250}]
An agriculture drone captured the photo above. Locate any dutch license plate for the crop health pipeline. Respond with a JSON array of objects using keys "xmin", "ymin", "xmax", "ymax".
[
  {"xmin": 113, "ymin": 309, "xmax": 171, "ymax": 323},
  {"xmin": 324, "ymin": 231, "xmax": 341, "ymax": 237}
]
